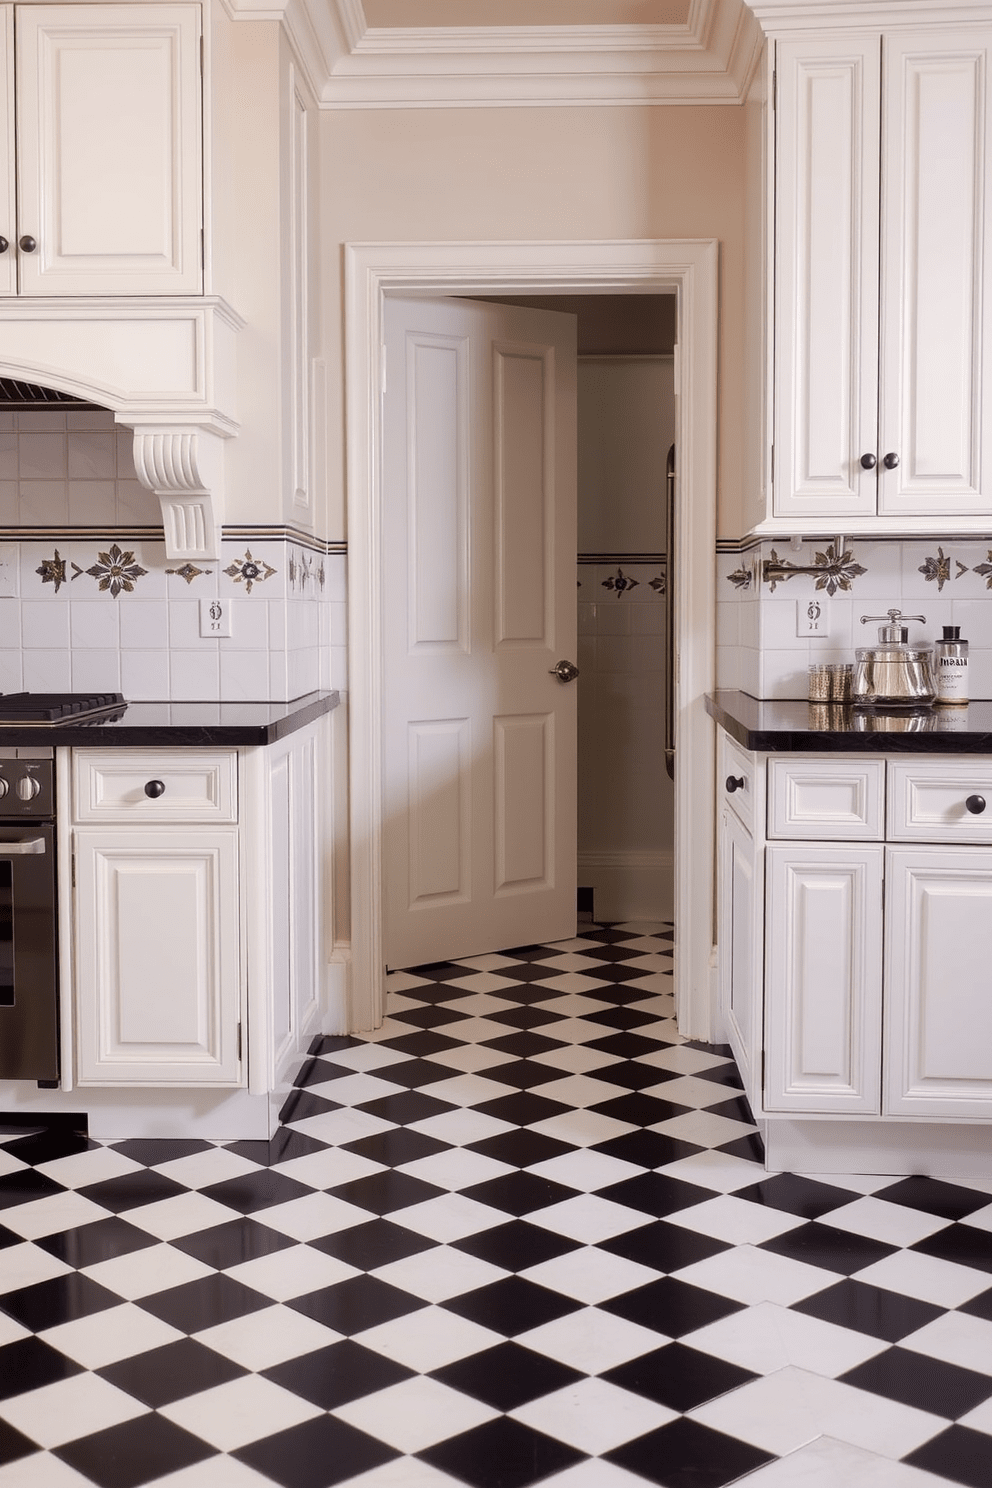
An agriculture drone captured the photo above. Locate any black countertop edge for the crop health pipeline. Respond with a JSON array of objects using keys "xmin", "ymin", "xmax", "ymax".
[
  {"xmin": 0, "ymin": 691, "xmax": 340, "ymax": 747},
  {"xmin": 706, "ymin": 690, "xmax": 992, "ymax": 754}
]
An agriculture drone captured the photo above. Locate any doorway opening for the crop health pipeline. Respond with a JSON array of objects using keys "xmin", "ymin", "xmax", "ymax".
[{"xmin": 344, "ymin": 239, "xmax": 717, "ymax": 1042}]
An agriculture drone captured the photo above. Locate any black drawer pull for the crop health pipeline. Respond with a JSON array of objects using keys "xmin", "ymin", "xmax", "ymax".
[
  {"xmin": 965, "ymin": 794, "xmax": 986, "ymax": 815},
  {"xmin": 144, "ymin": 780, "xmax": 166, "ymax": 799},
  {"xmin": 726, "ymin": 775, "xmax": 745, "ymax": 794}
]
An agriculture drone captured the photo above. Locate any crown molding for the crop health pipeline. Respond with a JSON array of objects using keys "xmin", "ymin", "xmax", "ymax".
[
  {"xmin": 747, "ymin": 0, "xmax": 992, "ymax": 31},
  {"xmin": 224, "ymin": 0, "xmax": 764, "ymax": 107}
]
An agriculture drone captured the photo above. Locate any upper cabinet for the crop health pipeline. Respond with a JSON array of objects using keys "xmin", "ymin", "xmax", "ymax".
[
  {"xmin": 0, "ymin": 3, "xmax": 202, "ymax": 296},
  {"xmin": 750, "ymin": 18, "xmax": 992, "ymax": 535}
]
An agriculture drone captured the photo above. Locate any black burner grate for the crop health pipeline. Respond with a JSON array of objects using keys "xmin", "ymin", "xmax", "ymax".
[{"xmin": 0, "ymin": 692, "xmax": 126, "ymax": 722}]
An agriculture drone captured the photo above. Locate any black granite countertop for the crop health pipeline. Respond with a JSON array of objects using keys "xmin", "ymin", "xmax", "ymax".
[
  {"xmin": 0, "ymin": 691, "xmax": 340, "ymax": 747},
  {"xmin": 706, "ymin": 690, "xmax": 992, "ymax": 754}
]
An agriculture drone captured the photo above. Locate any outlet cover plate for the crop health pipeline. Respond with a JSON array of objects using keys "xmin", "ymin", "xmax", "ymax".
[
  {"xmin": 797, "ymin": 598, "xmax": 828, "ymax": 638},
  {"xmin": 200, "ymin": 598, "xmax": 232, "ymax": 638}
]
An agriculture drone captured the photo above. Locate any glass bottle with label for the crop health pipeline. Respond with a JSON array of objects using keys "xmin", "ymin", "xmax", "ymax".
[{"xmin": 934, "ymin": 625, "xmax": 969, "ymax": 706}]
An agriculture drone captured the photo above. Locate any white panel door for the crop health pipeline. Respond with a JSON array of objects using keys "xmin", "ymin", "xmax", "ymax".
[
  {"xmin": 879, "ymin": 32, "xmax": 992, "ymax": 517},
  {"xmin": 718, "ymin": 807, "xmax": 762, "ymax": 1114},
  {"xmin": 774, "ymin": 36, "xmax": 881, "ymax": 520},
  {"xmin": 885, "ymin": 847, "xmax": 992, "ymax": 1118},
  {"xmin": 765, "ymin": 843, "xmax": 884, "ymax": 1113},
  {"xmin": 0, "ymin": 8, "xmax": 14, "ymax": 296},
  {"xmin": 15, "ymin": 4, "xmax": 202, "ymax": 295},
  {"xmin": 383, "ymin": 295, "xmax": 577, "ymax": 968},
  {"xmin": 74, "ymin": 829, "xmax": 241, "ymax": 1085}
]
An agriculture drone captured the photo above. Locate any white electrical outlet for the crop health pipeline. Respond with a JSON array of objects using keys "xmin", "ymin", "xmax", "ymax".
[
  {"xmin": 797, "ymin": 597, "xmax": 828, "ymax": 638},
  {"xmin": 200, "ymin": 598, "xmax": 232, "ymax": 637}
]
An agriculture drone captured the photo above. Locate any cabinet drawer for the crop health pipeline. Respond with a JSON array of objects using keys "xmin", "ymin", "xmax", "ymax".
[
  {"xmin": 720, "ymin": 732, "xmax": 757, "ymax": 832},
  {"xmin": 73, "ymin": 751, "xmax": 237, "ymax": 824},
  {"xmin": 768, "ymin": 757, "xmax": 885, "ymax": 840},
  {"xmin": 888, "ymin": 761, "xmax": 992, "ymax": 843}
]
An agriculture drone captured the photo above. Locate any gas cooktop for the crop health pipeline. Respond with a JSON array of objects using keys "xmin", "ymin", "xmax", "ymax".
[{"xmin": 0, "ymin": 692, "xmax": 128, "ymax": 724}]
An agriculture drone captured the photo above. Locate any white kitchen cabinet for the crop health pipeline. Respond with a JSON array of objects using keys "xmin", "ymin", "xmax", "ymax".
[
  {"xmin": 0, "ymin": 9, "xmax": 14, "ymax": 297},
  {"xmin": 74, "ymin": 827, "xmax": 241, "ymax": 1086},
  {"xmin": 1, "ymin": 3, "xmax": 202, "ymax": 296},
  {"xmin": 718, "ymin": 806, "xmax": 762, "ymax": 1115},
  {"xmin": 760, "ymin": 22, "xmax": 992, "ymax": 532}
]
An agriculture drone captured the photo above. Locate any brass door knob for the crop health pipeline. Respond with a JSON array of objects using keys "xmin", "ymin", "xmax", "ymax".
[{"xmin": 549, "ymin": 660, "xmax": 580, "ymax": 683}]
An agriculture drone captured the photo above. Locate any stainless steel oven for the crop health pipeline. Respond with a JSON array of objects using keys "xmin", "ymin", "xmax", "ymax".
[{"xmin": 0, "ymin": 752, "xmax": 59, "ymax": 1085}]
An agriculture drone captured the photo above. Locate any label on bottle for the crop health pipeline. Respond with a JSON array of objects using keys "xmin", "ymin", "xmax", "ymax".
[{"xmin": 936, "ymin": 646, "xmax": 969, "ymax": 704}]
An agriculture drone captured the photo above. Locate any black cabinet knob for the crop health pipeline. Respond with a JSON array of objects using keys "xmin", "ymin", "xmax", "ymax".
[
  {"xmin": 0, "ymin": 236, "xmax": 8, "ymax": 254},
  {"xmin": 966, "ymin": 794, "xmax": 986, "ymax": 815},
  {"xmin": 726, "ymin": 775, "xmax": 745, "ymax": 794},
  {"xmin": 18, "ymin": 235, "xmax": 36, "ymax": 253},
  {"xmin": 144, "ymin": 779, "xmax": 166, "ymax": 798},
  {"xmin": 860, "ymin": 453, "xmax": 877, "ymax": 469},
  {"xmin": 883, "ymin": 451, "xmax": 900, "ymax": 469}
]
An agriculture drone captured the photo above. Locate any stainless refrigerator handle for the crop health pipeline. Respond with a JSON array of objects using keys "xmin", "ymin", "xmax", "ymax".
[
  {"xmin": 0, "ymin": 838, "xmax": 46, "ymax": 855},
  {"xmin": 664, "ymin": 441, "xmax": 676, "ymax": 782}
]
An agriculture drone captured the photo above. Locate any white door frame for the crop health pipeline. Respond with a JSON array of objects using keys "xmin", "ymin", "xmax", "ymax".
[{"xmin": 344, "ymin": 239, "xmax": 719, "ymax": 1037}]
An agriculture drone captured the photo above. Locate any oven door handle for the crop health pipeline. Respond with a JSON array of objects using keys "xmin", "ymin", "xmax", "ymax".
[{"xmin": 0, "ymin": 837, "xmax": 46, "ymax": 855}]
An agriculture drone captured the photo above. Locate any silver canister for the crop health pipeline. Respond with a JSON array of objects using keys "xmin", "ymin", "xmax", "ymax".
[
  {"xmin": 852, "ymin": 610, "xmax": 936, "ymax": 706},
  {"xmin": 808, "ymin": 664, "xmax": 832, "ymax": 702}
]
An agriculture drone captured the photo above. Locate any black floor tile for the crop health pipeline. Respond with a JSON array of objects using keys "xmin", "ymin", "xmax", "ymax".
[
  {"xmin": 587, "ymin": 1031, "xmax": 675, "ymax": 1060},
  {"xmin": 2, "ymin": 1129, "xmax": 95, "ymax": 1165},
  {"xmin": 0, "ymin": 1419, "xmax": 37, "ymax": 1469},
  {"xmin": 484, "ymin": 1005, "xmax": 567, "ymax": 1031},
  {"xmin": 227, "ymin": 1127, "xmax": 330, "ymax": 1166},
  {"xmin": 732, "ymin": 1172, "xmax": 859, "ymax": 1221},
  {"xmin": 375, "ymin": 1030, "xmax": 464, "ymax": 1059},
  {"xmin": 603, "ymin": 1341, "xmax": 759, "ymax": 1411},
  {"xmin": 278, "ymin": 1087, "xmax": 340, "ymax": 1124},
  {"xmin": 263, "ymin": 1339, "xmax": 414, "ymax": 1409},
  {"xmin": 476, "ymin": 1059, "xmax": 563, "ymax": 1091},
  {"xmin": 960, "ymin": 1287, "xmax": 992, "ymax": 1323},
  {"xmin": 97, "ymin": 1337, "xmax": 248, "ymax": 1407},
  {"xmin": 327, "ymin": 1169, "xmax": 444, "ymax": 1215},
  {"xmin": 593, "ymin": 1060, "xmax": 681, "ymax": 1092},
  {"xmin": 575, "ymin": 944, "xmax": 642, "ymax": 962},
  {"xmin": 406, "ymin": 961, "xmax": 475, "ymax": 980},
  {"xmin": 454, "ymin": 1219, "xmax": 582, "ymax": 1272},
  {"xmin": 717, "ymin": 1130, "xmax": 766, "ymax": 1163},
  {"xmin": 910, "ymin": 1225, "xmax": 992, "ymax": 1275},
  {"xmin": 839, "ymin": 1345, "xmax": 992, "ymax": 1418},
  {"xmin": 342, "ymin": 1127, "xmax": 449, "ymax": 1166},
  {"xmin": 481, "ymin": 1030, "xmax": 568, "ymax": 1060},
  {"xmin": 759, "ymin": 1221, "xmax": 898, "ymax": 1274},
  {"xmin": 903, "ymin": 1424, "xmax": 992, "ymax": 1488},
  {"xmin": 35, "ymin": 1216, "xmax": 158, "ymax": 1268},
  {"xmin": 792, "ymin": 1277, "xmax": 943, "ymax": 1341},
  {"xmin": 0, "ymin": 1336, "xmax": 84, "ymax": 1399},
  {"xmin": 0, "ymin": 1168, "xmax": 66, "ymax": 1209},
  {"xmin": 594, "ymin": 1093, "xmax": 692, "ymax": 1128},
  {"xmin": 391, "ymin": 1003, "xmax": 471, "ymax": 1030},
  {"xmin": 599, "ymin": 1219, "xmax": 731, "ymax": 1273},
  {"xmin": 580, "ymin": 964, "xmax": 661, "ymax": 987},
  {"xmin": 418, "ymin": 1415, "xmax": 583, "ymax": 1488},
  {"xmin": 139, "ymin": 1273, "xmax": 271, "ymax": 1333},
  {"xmin": 475, "ymin": 1091, "xmax": 570, "ymax": 1127},
  {"xmin": 287, "ymin": 1273, "xmax": 423, "ymax": 1334},
  {"xmin": 370, "ymin": 1057, "xmax": 461, "ymax": 1090},
  {"xmin": 443, "ymin": 1275, "xmax": 582, "ymax": 1335},
  {"xmin": 601, "ymin": 1276, "xmax": 744, "ymax": 1337},
  {"xmin": 461, "ymin": 1170, "xmax": 574, "ymax": 1216},
  {"xmin": 0, "ymin": 1272, "xmax": 120, "ymax": 1331},
  {"xmin": 308, "ymin": 1218, "xmax": 435, "ymax": 1270},
  {"xmin": 878, "ymin": 1177, "xmax": 992, "ymax": 1222},
  {"xmin": 294, "ymin": 1056, "xmax": 351, "ymax": 1088},
  {"xmin": 584, "ymin": 1005, "xmax": 660, "ymax": 1031},
  {"xmin": 692, "ymin": 1061, "xmax": 746, "ymax": 1088},
  {"xmin": 234, "ymin": 1414, "xmax": 398, "ymax": 1488},
  {"xmin": 74, "ymin": 1169, "xmax": 193, "ymax": 1213},
  {"xmin": 432, "ymin": 1340, "xmax": 585, "ymax": 1411},
  {"xmin": 599, "ymin": 1172, "xmax": 712, "ymax": 1218},
  {"xmin": 467, "ymin": 1129, "xmax": 573, "ymax": 1169},
  {"xmin": 606, "ymin": 1416, "xmax": 774, "ymax": 1488},
  {"xmin": 498, "ymin": 944, "xmax": 560, "ymax": 961},
  {"xmin": 592, "ymin": 1130, "xmax": 703, "ymax": 1169},
  {"xmin": 109, "ymin": 1139, "xmax": 213, "ymax": 1167},
  {"xmin": 197, "ymin": 1169, "xmax": 314, "ymax": 1214},
  {"xmin": 356, "ymin": 1088, "xmax": 458, "ymax": 1124},
  {"xmin": 0, "ymin": 1223, "xmax": 19, "ymax": 1250},
  {"xmin": 309, "ymin": 1033, "xmax": 364, "ymax": 1055},
  {"xmin": 706, "ymin": 1094, "xmax": 757, "ymax": 1125},
  {"xmin": 55, "ymin": 1413, "xmax": 214, "ymax": 1488},
  {"xmin": 170, "ymin": 1215, "xmax": 297, "ymax": 1269}
]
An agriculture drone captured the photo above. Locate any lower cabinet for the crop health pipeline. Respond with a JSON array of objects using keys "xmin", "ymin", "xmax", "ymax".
[{"xmin": 717, "ymin": 806, "xmax": 762, "ymax": 1112}]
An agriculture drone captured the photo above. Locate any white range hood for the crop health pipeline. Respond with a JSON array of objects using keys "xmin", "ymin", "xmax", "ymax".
[{"xmin": 0, "ymin": 296, "xmax": 242, "ymax": 562}]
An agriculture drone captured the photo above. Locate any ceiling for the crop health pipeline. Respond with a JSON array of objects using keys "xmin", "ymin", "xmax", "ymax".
[{"xmin": 254, "ymin": 0, "xmax": 763, "ymax": 108}]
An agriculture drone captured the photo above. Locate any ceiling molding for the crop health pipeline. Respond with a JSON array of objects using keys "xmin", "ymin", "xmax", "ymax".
[
  {"xmin": 748, "ymin": 0, "xmax": 992, "ymax": 28},
  {"xmin": 224, "ymin": 0, "xmax": 765, "ymax": 107}
]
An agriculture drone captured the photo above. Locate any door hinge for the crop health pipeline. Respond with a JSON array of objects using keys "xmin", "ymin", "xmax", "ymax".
[{"xmin": 236, "ymin": 1022, "xmax": 243, "ymax": 1061}]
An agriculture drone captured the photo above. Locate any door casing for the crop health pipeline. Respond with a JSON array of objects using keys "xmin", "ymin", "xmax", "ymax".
[{"xmin": 344, "ymin": 239, "xmax": 719, "ymax": 1036}]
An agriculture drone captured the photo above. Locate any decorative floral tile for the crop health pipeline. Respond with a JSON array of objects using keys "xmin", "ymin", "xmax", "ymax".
[
  {"xmin": 602, "ymin": 568, "xmax": 639, "ymax": 597},
  {"xmin": 85, "ymin": 544, "xmax": 148, "ymax": 598},
  {"xmin": 223, "ymin": 548, "xmax": 277, "ymax": 595},
  {"xmin": 166, "ymin": 563, "xmax": 208, "ymax": 586}
]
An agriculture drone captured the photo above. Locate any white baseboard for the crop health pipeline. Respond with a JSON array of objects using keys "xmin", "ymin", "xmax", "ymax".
[{"xmin": 578, "ymin": 850, "xmax": 674, "ymax": 923}]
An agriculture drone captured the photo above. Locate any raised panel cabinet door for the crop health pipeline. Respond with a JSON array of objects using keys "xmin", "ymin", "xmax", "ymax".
[
  {"xmin": 885, "ymin": 847, "xmax": 992, "ymax": 1118},
  {"xmin": 765, "ymin": 843, "xmax": 884, "ymax": 1113},
  {"xmin": 0, "ymin": 7, "xmax": 14, "ymax": 295},
  {"xmin": 15, "ymin": 4, "xmax": 202, "ymax": 295},
  {"xmin": 774, "ymin": 36, "xmax": 881, "ymax": 521},
  {"xmin": 718, "ymin": 807, "xmax": 762, "ymax": 1113},
  {"xmin": 879, "ymin": 32, "xmax": 992, "ymax": 518},
  {"xmin": 74, "ymin": 829, "xmax": 241, "ymax": 1085}
]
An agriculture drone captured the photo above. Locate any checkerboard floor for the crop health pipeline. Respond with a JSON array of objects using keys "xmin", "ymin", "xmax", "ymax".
[{"xmin": 2, "ymin": 923, "xmax": 992, "ymax": 1488}]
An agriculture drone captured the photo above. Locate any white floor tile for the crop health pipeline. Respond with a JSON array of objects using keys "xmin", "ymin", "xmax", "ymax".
[
  {"xmin": 651, "ymin": 1110, "xmax": 756, "ymax": 1147},
  {"xmin": 334, "ymin": 1376, "xmax": 498, "ymax": 1453},
  {"xmin": 150, "ymin": 1148, "xmax": 266, "ymax": 1190},
  {"xmin": 651, "ymin": 1075, "xmax": 743, "ymax": 1110},
  {"xmin": 530, "ymin": 1045, "xmax": 622, "ymax": 1074},
  {"xmin": 0, "ymin": 1314, "xmax": 29, "ymax": 1348},
  {"xmin": 0, "ymin": 1455, "xmax": 96, "ymax": 1487},
  {"xmin": 533, "ymin": 1074, "xmax": 633, "ymax": 1110},
  {"xmin": 355, "ymin": 1304, "xmax": 503, "ymax": 1373},
  {"xmin": 530, "ymin": 954, "xmax": 604, "ymax": 973},
  {"xmin": 0, "ymin": 1151, "xmax": 26, "ymax": 1178},
  {"xmin": 311, "ymin": 1044, "xmax": 412, "ymax": 1073},
  {"xmin": 196, "ymin": 1303, "xmax": 343, "ymax": 1371},
  {"xmin": 852, "ymin": 1248, "xmax": 992, "ymax": 1309},
  {"xmin": 39, "ymin": 1302, "xmax": 183, "ymax": 1369},
  {"xmin": 0, "ymin": 1372, "xmax": 148, "ymax": 1448},
  {"xmin": 147, "ymin": 1454, "xmax": 277, "ymax": 1487},
  {"xmin": 958, "ymin": 1395, "xmax": 992, "ymax": 1436},
  {"xmin": 961, "ymin": 1203, "xmax": 992, "ymax": 1234},
  {"xmin": 900, "ymin": 1310, "xmax": 992, "ymax": 1376},
  {"xmin": 371, "ymin": 1244, "xmax": 508, "ymax": 1302},
  {"xmin": 510, "ymin": 1376, "xmax": 676, "ymax": 1454},
  {"xmin": 531, "ymin": 1110, "xmax": 636, "ymax": 1149},
  {"xmin": 408, "ymin": 1109, "xmax": 515, "ymax": 1147},
  {"xmin": 635, "ymin": 1044, "xmax": 727, "ymax": 1074},
  {"xmin": 533, "ymin": 994, "xmax": 613, "ymax": 1018},
  {"xmin": 517, "ymin": 1305, "xmax": 663, "ymax": 1373},
  {"xmin": 0, "ymin": 1241, "xmax": 72, "ymax": 1294},
  {"xmin": 425, "ymin": 1042, "xmax": 518, "ymax": 1074},
  {"xmin": 530, "ymin": 1017, "xmax": 614, "ymax": 1045},
  {"xmin": 665, "ymin": 1194, "xmax": 806, "ymax": 1246},
  {"xmin": 672, "ymin": 1244, "xmax": 835, "ymax": 1307},
  {"xmin": 396, "ymin": 1148, "xmax": 514, "ymax": 1191},
  {"xmin": 684, "ymin": 1300, "xmax": 888, "ymax": 1378},
  {"xmin": 36, "ymin": 1146, "xmax": 145, "ymax": 1189},
  {"xmin": 225, "ymin": 1243, "xmax": 361, "ymax": 1301},
  {"xmin": 660, "ymin": 1150, "xmax": 767, "ymax": 1193},
  {"xmin": 736, "ymin": 1433, "xmax": 954, "ymax": 1487},
  {"xmin": 439, "ymin": 993, "xmax": 518, "ymax": 1016},
  {"xmin": 419, "ymin": 1073, "xmax": 518, "ymax": 1107},
  {"xmin": 160, "ymin": 1374, "xmax": 322, "ymax": 1451},
  {"xmin": 288, "ymin": 1109, "xmax": 395, "ymax": 1146},
  {"xmin": 0, "ymin": 1190, "xmax": 111, "ymax": 1241},
  {"xmin": 426, "ymin": 1016, "xmax": 517, "ymax": 1045},
  {"xmin": 797, "ymin": 1173, "xmax": 898, "ymax": 1196},
  {"xmin": 122, "ymin": 1192, "xmax": 239, "ymax": 1241},
  {"xmin": 527, "ymin": 1149, "xmax": 645, "ymax": 1192},
  {"xmin": 252, "ymin": 1191, "xmax": 373, "ymax": 1242},
  {"xmin": 538, "ymin": 1461, "xmax": 659, "ymax": 1488},
  {"xmin": 521, "ymin": 1245, "xmax": 658, "ymax": 1304},
  {"xmin": 264, "ymin": 1147, "xmax": 386, "ymax": 1191},
  {"xmin": 821, "ymin": 1197, "xmax": 951, "ymax": 1248},
  {"xmin": 313, "ymin": 1072, "xmax": 405, "ymax": 1107},
  {"xmin": 528, "ymin": 1193, "xmax": 652, "ymax": 1244},
  {"xmin": 389, "ymin": 1193, "xmax": 509, "ymax": 1243},
  {"xmin": 442, "ymin": 973, "xmax": 524, "ymax": 997},
  {"xmin": 331, "ymin": 1459, "xmax": 466, "ymax": 1488},
  {"xmin": 81, "ymin": 1242, "xmax": 215, "ymax": 1299},
  {"xmin": 382, "ymin": 972, "xmax": 432, "ymax": 993}
]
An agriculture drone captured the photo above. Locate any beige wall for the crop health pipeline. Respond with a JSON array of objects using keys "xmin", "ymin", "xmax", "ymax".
[{"xmin": 319, "ymin": 103, "xmax": 746, "ymax": 540}]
